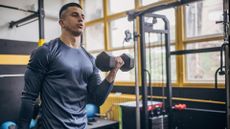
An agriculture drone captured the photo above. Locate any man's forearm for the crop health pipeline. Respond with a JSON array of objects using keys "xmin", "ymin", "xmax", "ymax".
[
  {"xmin": 105, "ymin": 68, "xmax": 119, "ymax": 83},
  {"xmin": 17, "ymin": 98, "xmax": 35, "ymax": 129}
]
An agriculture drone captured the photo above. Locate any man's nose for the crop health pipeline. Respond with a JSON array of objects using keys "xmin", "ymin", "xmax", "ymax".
[{"xmin": 79, "ymin": 16, "xmax": 84, "ymax": 22}]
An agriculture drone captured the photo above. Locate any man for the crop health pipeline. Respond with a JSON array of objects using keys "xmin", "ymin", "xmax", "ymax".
[{"xmin": 17, "ymin": 3, "xmax": 124, "ymax": 129}]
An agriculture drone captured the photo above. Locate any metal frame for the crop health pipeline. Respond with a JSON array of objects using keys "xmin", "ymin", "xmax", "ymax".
[
  {"xmin": 38, "ymin": 0, "xmax": 45, "ymax": 42},
  {"xmin": 128, "ymin": 1, "xmax": 201, "ymax": 129},
  {"xmin": 225, "ymin": 45, "xmax": 230, "ymax": 128},
  {"xmin": 127, "ymin": 0, "xmax": 202, "ymax": 22},
  {"xmin": 139, "ymin": 13, "xmax": 172, "ymax": 129},
  {"xmin": 170, "ymin": 47, "xmax": 221, "ymax": 55},
  {"xmin": 0, "ymin": 0, "xmax": 45, "ymax": 44}
]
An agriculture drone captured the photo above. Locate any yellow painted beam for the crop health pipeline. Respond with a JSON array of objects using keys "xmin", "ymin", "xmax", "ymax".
[
  {"xmin": 0, "ymin": 54, "xmax": 29, "ymax": 65},
  {"xmin": 175, "ymin": 6, "xmax": 185, "ymax": 87},
  {"xmin": 85, "ymin": 18, "xmax": 104, "ymax": 26},
  {"xmin": 108, "ymin": 93, "xmax": 225, "ymax": 105},
  {"xmin": 114, "ymin": 81, "xmax": 135, "ymax": 86},
  {"xmin": 103, "ymin": 0, "xmax": 110, "ymax": 50},
  {"xmin": 114, "ymin": 82, "xmax": 178, "ymax": 87},
  {"xmin": 149, "ymin": 95, "xmax": 225, "ymax": 105},
  {"xmin": 184, "ymin": 35, "xmax": 224, "ymax": 44}
]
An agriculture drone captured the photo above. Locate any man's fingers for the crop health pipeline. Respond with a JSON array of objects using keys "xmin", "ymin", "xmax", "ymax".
[{"xmin": 115, "ymin": 57, "xmax": 124, "ymax": 68}]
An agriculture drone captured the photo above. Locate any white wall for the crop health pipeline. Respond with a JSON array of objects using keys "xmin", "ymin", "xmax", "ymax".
[{"xmin": 0, "ymin": 0, "xmax": 79, "ymax": 42}]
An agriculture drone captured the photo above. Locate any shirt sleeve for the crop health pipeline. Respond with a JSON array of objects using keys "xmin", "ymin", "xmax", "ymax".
[
  {"xmin": 87, "ymin": 57, "xmax": 113, "ymax": 106},
  {"xmin": 17, "ymin": 45, "xmax": 50, "ymax": 129}
]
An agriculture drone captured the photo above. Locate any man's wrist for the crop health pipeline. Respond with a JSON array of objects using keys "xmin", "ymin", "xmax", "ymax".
[{"xmin": 105, "ymin": 68, "xmax": 119, "ymax": 83}]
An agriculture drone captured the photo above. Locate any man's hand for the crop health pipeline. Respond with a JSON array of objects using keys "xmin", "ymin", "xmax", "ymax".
[
  {"xmin": 105, "ymin": 56, "xmax": 124, "ymax": 83},
  {"xmin": 113, "ymin": 56, "xmax": 125, "ymax": 71}
]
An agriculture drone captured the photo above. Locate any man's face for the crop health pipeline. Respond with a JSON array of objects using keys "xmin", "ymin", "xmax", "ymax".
[{"xmin": 59, "ymin": 6, "xmax": 85, "ymax": 36}]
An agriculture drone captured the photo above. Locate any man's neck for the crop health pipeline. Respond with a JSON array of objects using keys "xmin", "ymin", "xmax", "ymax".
[{"xmin": 60, "ymin": 33, "xmax": 81, "ymax": 48}]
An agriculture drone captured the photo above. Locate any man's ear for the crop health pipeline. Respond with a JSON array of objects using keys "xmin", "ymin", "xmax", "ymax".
[{"xmin": 59, "ymin": 19, "xmax": 64, "ymax": 28}]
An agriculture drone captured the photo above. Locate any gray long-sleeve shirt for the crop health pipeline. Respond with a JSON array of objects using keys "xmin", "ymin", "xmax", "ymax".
[{"xmin": 18, "ymin": 38, "xmax": 113, "ymax": 129}]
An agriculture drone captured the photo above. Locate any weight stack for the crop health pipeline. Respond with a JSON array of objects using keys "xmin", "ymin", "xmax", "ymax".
[
  {"xmin": 149, "ymin": 115, "xmax": 168, "ymax": 129},
  {"xmin": 120, "ymin": 101, "xmax": 163, "ymax": 129}
]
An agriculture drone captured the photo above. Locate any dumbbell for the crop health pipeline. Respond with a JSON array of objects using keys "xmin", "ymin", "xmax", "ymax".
[{"xmin": 95, "ymin": 51, "xmax": 134, "ymax": 72}]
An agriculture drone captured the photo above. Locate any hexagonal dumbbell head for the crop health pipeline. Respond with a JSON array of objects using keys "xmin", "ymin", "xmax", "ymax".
[
  {"xmin": 95, "ymin": 51, "xmax": 116, "ymax": 72},
  {"xmin": 120, "ymin": 53, "xmax": 134, "ymax": 71}
]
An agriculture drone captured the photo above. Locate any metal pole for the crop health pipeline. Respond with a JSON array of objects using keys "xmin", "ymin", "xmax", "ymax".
[
  {"xmin": 226, "ymin": 45, "xmax": 230, "ymax": 129},
  {"xmin": 9, "ymin": 13, "xmax": 38, "ymax": 28},
  {"xmin": 223, "ymin": 0, "xmax": 229, "ymax": 128},
  {"xmin": 0, "ymin": 4, "xmax": 36, "ymax": 13},
  {"xmin": 163, "ymin": 17, "xmax": 173, "ymax": 129},
  {"xmin": 139, "ymin": 14, "xmax": 149, "ymax": 129},
  {"xmin": 133, "ymin": 19, "xmax": 141, "ymax": 129},
  {"xmin": 127, "ymin": 0, "xmax": 201, "ymax": 21},
  {"xmin": 38, "ymin": 0, "xmax": 45, "ymax": 46}
]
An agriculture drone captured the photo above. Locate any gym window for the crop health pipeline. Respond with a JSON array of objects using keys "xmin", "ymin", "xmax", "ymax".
[
  {"xmin": 185, "ymin": 0, "xmax": 223, "ymax": 38},
  {"xmin": 141, "ymin": 0, "xmax": 160, "ymax": 6},
  {"xmin": 82, "ymin": 0, "xmax": 225, "ymax": 87},
  {"xmin": 84, "ymin": 0, "xmax": 103, "ymax": 21},
  {"xmin": 108, "ymin": 16, "xmax": 135, "ymax": 83},
  {"xmin": 146, "ymin": 46, "xmax": 177, "ymax": 83},
  {"xmin": 84, "ymin": 23, "xmax": 104, "ymax": 51},
  {"xmin": 184, "ymin": 41, "xmax": 225, "ymax": 85},
  {"xmin": 183, "ymin": 0, "xmax": 224, "ymax": 87},
  {"xmin": 109, "ymin": 17, "xmax": 133, "ymax": 48},
  {"xmin": 108, "ymin": 0, "xmax": 135, "ymax": 15}
]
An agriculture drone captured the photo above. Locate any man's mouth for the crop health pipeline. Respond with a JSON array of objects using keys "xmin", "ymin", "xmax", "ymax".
[{"xmin": 78, "ymin": 24, "xmax": 83, "ymax": 29}]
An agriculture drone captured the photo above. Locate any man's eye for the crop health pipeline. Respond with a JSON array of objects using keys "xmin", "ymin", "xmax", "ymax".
[{"xmin": 72, "ymin": 13, "xmax": 79, "ymax": 17}]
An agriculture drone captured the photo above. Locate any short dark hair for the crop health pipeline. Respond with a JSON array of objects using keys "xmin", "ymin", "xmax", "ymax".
[{"xmin": 59, "ymin": 3, "xmax": 82, "ymax": 19}]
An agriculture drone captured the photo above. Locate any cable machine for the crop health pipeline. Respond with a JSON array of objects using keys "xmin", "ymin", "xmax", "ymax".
[
  {"xmin": 140, "ymin": 13, "xmax": 172, "ymax": 129},
  {"xmin": 127, "ymin": 0, "xmax": 223, "ymax": 129}
]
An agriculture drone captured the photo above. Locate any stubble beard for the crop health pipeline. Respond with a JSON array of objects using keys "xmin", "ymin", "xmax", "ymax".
[
  {"xmin": 71, "ymin": 30, "xmax": 82, "ymax": 36},
  {"xmin": 66, "ymin": 27, "xmax": 82, "ymax": 36}
]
